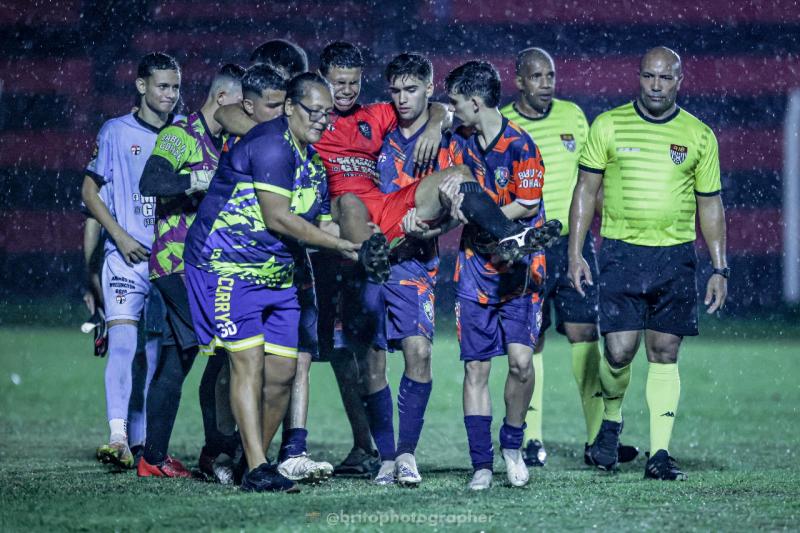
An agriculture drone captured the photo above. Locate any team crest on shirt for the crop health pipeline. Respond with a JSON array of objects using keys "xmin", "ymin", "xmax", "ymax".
[
  {"xmin": 494, "ymin": 168, "xmax": 510, "ymax": 187},
  {"xmin": 357, "ymin": 121, "xmax": 372, "ymax": 139},
  {"xmin": 670, "ymin": 144, "xmax": 688, "ymax": 165},
  {"xmin": 560, "ymin": 134, "xmax": 576, "ymax": 152},
  {"xmin": 423, "ymin": 299, "xmax": 434, "ymax": 323},
  {"xmin": 130, "ymin": 145, "xmax": 141, "ymax": 155}
]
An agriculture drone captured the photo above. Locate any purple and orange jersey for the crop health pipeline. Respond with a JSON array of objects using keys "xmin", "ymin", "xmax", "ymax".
[{"xmin": 447, "ymin": 117, "xmax": 547, "ymax": 304}]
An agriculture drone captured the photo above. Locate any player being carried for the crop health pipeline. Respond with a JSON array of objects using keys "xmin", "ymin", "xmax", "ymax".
[
  {"xmin": 81, "ymin": 52, "xmax": 181, "ymax": 470},
  {"xmin": 444, "ymin": 60, "xmax": 554, "ymax": 490},
  {"xmin": 217, "ymin": 41, "xmax": 557, "ymax": 283}
]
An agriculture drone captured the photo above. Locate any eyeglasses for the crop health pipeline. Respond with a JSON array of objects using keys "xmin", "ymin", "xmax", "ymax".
[{"xmin": 295, "ymin": 101, "xmax": 333, "ymax": 123}]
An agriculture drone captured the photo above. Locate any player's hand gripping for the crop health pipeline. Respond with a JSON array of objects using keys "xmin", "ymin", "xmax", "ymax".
[
  {"xmin": 335, "ymin": 238, "xmax": 361, "ymax": 262},
  {"xmin": 186, "ymin": 169, "xmax": 215, "ymax": 195},
  {"xmin": 117, "ymin": 233, "xmax": 149, "ymax": 266},
  {"xmin": 568, "ymin": 254, "xmax": 594, "ymax": 298},
  {"xmin": 705, "ymin": 272, "xmax": 728, "ymax": 314},
  {"xmin": 413, "ymin": 127, "xmax": 442, "ymax": 173},
  {"xmin": 401, "ymin": 208, "xmax": 430, "ymax": 240}
]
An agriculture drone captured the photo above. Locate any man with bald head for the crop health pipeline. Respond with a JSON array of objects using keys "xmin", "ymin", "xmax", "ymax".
[
  {"xmin": 502, "ymin": 48, "xmax": 638, "ymax": 468},
  {"xmin": 568, "ymin": 47, "xmax": 728, "ymax": 480}
]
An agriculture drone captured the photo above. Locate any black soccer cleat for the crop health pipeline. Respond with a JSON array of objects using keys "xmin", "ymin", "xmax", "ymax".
[
  {"xmin": 358, "ymin": 233, "xmax": 391, "ymax": 284},
  {"xmin": 494, "ymin": 219, "xmax": 563, "ymax": 263},
  {"xmin": 587, "ymin": 419, "xmax": 622, "ymax": 470},
  {"xmin": 523, "ymin": 439, "xmax": 547, "ymax": 467},
  {"xmin": 332, "ymin": 447, "xmax": 381, "ymax": 478},
  {"xmin": 644, "ymin": 449, "xmax": 687, "ymax": 481},
  {"xmin": 240, "ymin": 462, "xmax": 300, "ymax": 493},
  {"xmin": 584, "ymin": 441, "xmax": 640, "ymax": 465}
]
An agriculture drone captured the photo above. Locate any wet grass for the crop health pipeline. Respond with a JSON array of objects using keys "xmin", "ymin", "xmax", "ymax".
[{"xmin": 1, "ymin": 326, "xmax": 798, "ymax": 531}]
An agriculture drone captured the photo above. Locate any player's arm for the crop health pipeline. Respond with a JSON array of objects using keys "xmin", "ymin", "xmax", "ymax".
[
  {"xmin": 215, "ymin": 104, "xmax": 257, "ymax": 136},
  {"xmin": 697, "ymin": 194, "xmax": 727, "ymax": 313},
  {"xmin": 257, "ymin": 191, "xmax": 359, "ymax": 260},
  {"xmin": 414, "ymin": 102, "xmax": 452, "ymax": 169},
  {"xmin": 81, "ymin": 177, "xmax": 148, "ymax": 266},
  {"xmin": 567, "ymin": 169, "xmax": 603, "ymax": 296},
  {"xmin": 82, "ymin": 216, "xmax": 104, "ymax": 313},
  {"xmin": 500, "ymin": 201, "xmax": 539, "ymax": 221}
]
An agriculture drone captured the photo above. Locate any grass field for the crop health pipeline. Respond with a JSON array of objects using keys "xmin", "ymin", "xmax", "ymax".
[{"xmin": 1, "ymin": 324, "xmax": 799, "ymax": 531}]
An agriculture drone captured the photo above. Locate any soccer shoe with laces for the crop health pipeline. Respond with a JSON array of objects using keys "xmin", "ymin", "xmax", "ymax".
[
  {"xmin": 584, "ymin": 442, "xmax": 640, "ymax": 465},
  {"xmin": 587, "ymin": 419, "xmax": 623, "ymax": 470},
  {"xmin": 240, "ymin": 462, "xmax": 300, "ymax": 493},
  {"xmin": 278, "ymin": 453, "xmax": 333, "ymax": 483},
  {"xmin": 373, "ymin": 460, "xmax": 396, "ymax": 485},
  {"xmin": 333, "ymin": 447, "xmax": 381, "ymax": 478},
  {"xmin": 494, "ymin": 219, "xmax": 563, "ymax": 263},
  {"xmin": 468, "ymin": 468, "xmax": 493, "ymax": 491},
  {"xmin": 96, "ymin": 439, "xmax": 134, "ymax": 469},
  {"xmin": 358, "ymin": 233, "xmax": 391, "ymax": 283},
  {"xmin": 394, "ymin": 453, "xmax": 422, "ymax": 487},
  {"xmin": 523, "ymin": 439, "xmax": 547, "ymax": 467},
  {"xmin": 137, "ymin": 455, "xmax": 192, "ymax": 478},
  {"xmin": 645, "ymin": 450, "xmax": 687, "ymax": 481},
  {"xmin": 198, "ymin": 450, "xmax": 236, "ymax": 485},
  {"xmin": 501, "ymin": 448, "xmax": 530, "ymax": 487}
]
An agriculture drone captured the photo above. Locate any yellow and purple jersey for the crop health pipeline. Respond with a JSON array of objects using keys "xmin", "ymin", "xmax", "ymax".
[
  {"xmin": 148, "ymin": 112, "xmax": 226, "ymax": 279},
  {"xmin": 184, "ymin": 117, "xmax": 331, "ymax": 288},
  {"xmin": 447, "ymin": 117, "xmax": 547, "ymax": 304}
]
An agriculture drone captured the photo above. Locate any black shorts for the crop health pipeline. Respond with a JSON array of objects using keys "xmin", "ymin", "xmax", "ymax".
[
  {"xmin": 541, "ymin": 232, "xmax": 600, "ymax": 335},
  {"xmin": 297, "ymin": 278, "xmax": 320, "ymax": 358},
  {"xmin": 152, "ymin": 273, "xmax": 199, "ymax": 351},
  {"xmin": 310, "ymin": 252, "xmax": 355, "ymax": 362},
  {"xmin": 598, "ymin": 239, "xmax": 698, "ymax": 337}
]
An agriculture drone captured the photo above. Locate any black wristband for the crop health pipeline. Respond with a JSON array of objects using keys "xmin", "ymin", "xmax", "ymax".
[{"xmin": 711, "ymin": 267, "xmax": 730, "ymax": 279}]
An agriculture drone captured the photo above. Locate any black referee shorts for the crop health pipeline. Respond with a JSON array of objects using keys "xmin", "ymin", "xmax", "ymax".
[
  {"xmin": 598, "ymin": 239, "xmax": 698, "ymax": 337},
  {"xmin": 541, "ymin": 232, "xmax": 600, "ymax": 335}
]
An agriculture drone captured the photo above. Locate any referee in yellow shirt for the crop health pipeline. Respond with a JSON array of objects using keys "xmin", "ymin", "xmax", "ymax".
[
  {"xmin": 568, "ymin": 47, "xmax": 728, "ymax": 480},
  {"xmin": 501, "ymin": 48, "xmax": 638, "ymax": 468}
]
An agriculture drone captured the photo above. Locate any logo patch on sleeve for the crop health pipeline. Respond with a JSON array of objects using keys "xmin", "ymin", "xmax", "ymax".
[
  {"xmin": 670, "ymin": 144, "xmax": 688, "ymax": 165},
  {"xmin": 357, "ymin": 121, "xmax": 372, "ymax": 140}
]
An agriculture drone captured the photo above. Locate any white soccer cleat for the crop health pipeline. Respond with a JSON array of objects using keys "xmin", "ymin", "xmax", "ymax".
[
  {"xmin": 468, "ymin": 468, "xmax": 493, "ymax": 491},
  {"xmin": 394, "ymin": 453, "xmax": 422, "ymax": 487},
  {"xmin": 502, "ymin": 448, "xmax": 530, "ymax": 487},
  {"xmin": 373, "ymin": 460, "xmax": 396, "ymax": 485},
  {"xmin": 278, "ymin": 453, "xmax": 333, "ymax": 483}
]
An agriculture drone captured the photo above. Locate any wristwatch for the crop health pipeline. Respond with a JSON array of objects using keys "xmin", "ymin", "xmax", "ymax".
[{"xmin": 711, "ymin": 267, "xmax": 730, "ymax": 279}]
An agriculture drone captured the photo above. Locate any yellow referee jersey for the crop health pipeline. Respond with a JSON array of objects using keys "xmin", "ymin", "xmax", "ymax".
[
  {"xmin": 501, "ymin": 98, "xmax": 588, "ymax": 235},
  {"xmin": 579, "ymin": 101, "xmax": 721, "ymax": 247}
]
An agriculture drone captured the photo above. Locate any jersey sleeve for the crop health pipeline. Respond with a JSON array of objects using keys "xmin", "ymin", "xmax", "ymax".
[
  {"xmin": 575, "ymin": 106, "xmax": 590, "ymax": 156},
  {"xmin": 694, "ymin": 126, "xmax": 722, "ymax": 195},
  {"xmin": 317, "ymin": 186, "xmax": 332, "ymax": 222},
  {"xmin": 579, "ymin": 113, "xmax": 612, "ymax": 173},
  {"xmin": 85, "ymin": 121, "xmax": 114, "ymax": 186},
  {"xmin": 250, "ymin": 136, "xmax": 295, "ymax": 197},
  {"xmin": 367, "ymin": 102, "xmax": 398, "ymax": 138},
  {"xmin": 151, "ymin": 125, "xmax": 194, "ymax": 172},
  {"xmin": 510, "ymin": 139, "xmax": 544, "ymax": 207}
]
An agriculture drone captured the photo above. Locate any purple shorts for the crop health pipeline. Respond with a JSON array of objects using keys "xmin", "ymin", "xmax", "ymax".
[
  {"xmin": 456, "ymin": 293, "xmax": 543, "ymax": 361},
  {"xmin": 361, "ymin": 262, "xmax": 436, "ymax": 351},
  {"xmin": 185, "ymin": 264, "xmax": 300, "ymax": 358}
]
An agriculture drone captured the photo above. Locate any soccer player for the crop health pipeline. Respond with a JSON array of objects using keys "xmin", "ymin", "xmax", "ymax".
[
  {"xmin": 184, "ymin": 73, "xmax": 360, "ymax": 493},
  {"xmin": 250, "ymin": 38, "xmax": 308, "ymax": 76},
  {"xmin": 362, "ymin": 53, "xmax": 460, "ymax": 487},
  {"xmin": 568, "ymin": 47, "xmax": 727, "ymax": 480},
  {"xmin": 445, "ymin": 61, "xmax": 548, "ymax": 491},
  {"xmin": 136, "ymin": 63, "xmax": 245, "ymax": 479},
  {"xmin": 501, "ymin": 48, "xmax": 638, "ymax": 467},
  {"xmin": 80, "ymin": 52, "xmax": 181, "ymax": 469}
]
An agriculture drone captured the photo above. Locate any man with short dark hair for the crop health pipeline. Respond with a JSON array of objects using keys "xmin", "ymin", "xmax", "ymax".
[
  {"xmin": 445, "ymin": 60, "xmax": 551, "ymax": 491},
  {"xmin": 568, "ymin": 46, "xmax": 727, "ymax": 481},
  {"xmin": 136, "ymin": 63, "xmax": 244, "ymax": 479},
  {"xmin": 250, "ymin": 38, "xmax": 308, "ymax": 76},
  {"xmin": 501, "ymin": 48, "xmax": 639, "ymax": 468},
  {"xmin": 81, "ymin": 52, "xmax": 181, "ymax": 469}
]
